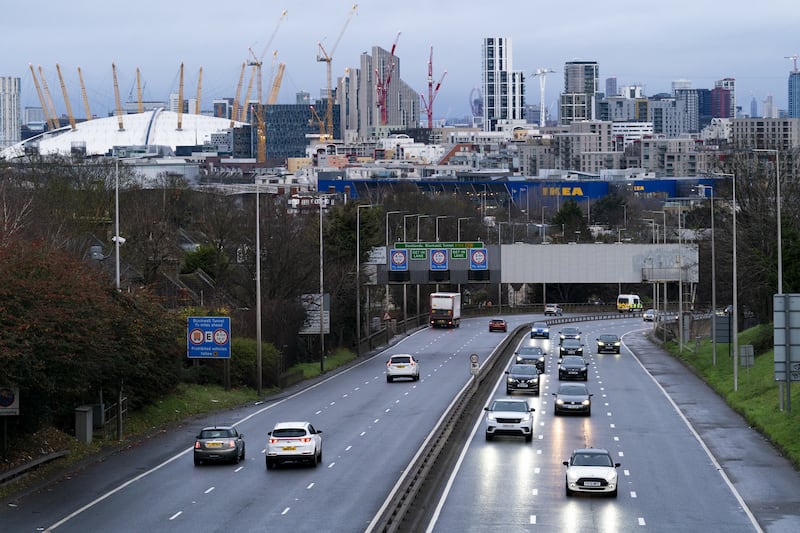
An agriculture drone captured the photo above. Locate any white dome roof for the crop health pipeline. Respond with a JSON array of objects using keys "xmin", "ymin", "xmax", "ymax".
[{"xmin": 1, "ymin": 109, "xmax": 246, "ymax": 159}]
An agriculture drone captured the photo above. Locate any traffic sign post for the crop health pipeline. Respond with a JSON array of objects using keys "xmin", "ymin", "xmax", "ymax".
[
  {"xmin": 470, "ymin": 353, "xmax": 480, "ymax": 376},
  {"xmin": 187, "ymin": 316, "xmax": 231, "ymax": 359}
]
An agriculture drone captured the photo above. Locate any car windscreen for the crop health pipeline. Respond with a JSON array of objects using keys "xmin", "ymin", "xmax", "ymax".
[
  {"xmin": 272, "ymin": 428, "xmax": 308, "ymax": 438},
  {"xmin": 509, "ymin": 365, "xmax": 537, "ymax": 376},
  {"xmin": 518, "ymin": 346, "xmax": 543, "ymax": 355},
  {"xmin": 574, "ymin": 453, "xmax": 612, "ymax": 467},
  {"xmin": 491, "ymin": 401, "xmax": 527, "ymax": 412},
  {"xmin": 599, "ymin": 335, "xmax": 618, "ymax": 342},
  {"xmin": 558, "ymin": 385, "xmax": 587, "ymax": 395},
  {"xmin": 534, "ymin": 322, "xmax": 547, "ymax": 328}
]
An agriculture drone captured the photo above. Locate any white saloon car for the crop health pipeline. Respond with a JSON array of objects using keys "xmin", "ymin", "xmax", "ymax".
[
  {"xmin": 563, "ymin": 448, "xmax": 620, "ymax": 497},
  {"xmin": 266, "ymin": 421, "xmax": 323, "ymax": 469},
  {"xmin": 386, "ymin": 354, "xmax": 420, "ymax": 382}
]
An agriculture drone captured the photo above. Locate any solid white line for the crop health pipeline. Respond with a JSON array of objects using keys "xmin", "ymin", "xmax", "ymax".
[
  {"xmin": 622, "ymin": 331, "xmax": 763, "ymax": 533},
  {"xmin": 45, "ymin": 327, "xmax": 425, "ymax": 531}
]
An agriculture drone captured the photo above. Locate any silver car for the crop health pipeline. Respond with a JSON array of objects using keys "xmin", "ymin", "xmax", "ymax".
[
  {"xmin": 193, "ymin": 426, "xmax": 246, "ymax": 465},
  {"xmin": 484, "ymin": 398, "xmax": 535, "ymax": 442}
]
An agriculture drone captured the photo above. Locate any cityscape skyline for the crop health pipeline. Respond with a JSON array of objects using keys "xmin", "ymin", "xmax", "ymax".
[{"xmin": 2, "ymin": 0, "xmax": 798, "ymax": 121}]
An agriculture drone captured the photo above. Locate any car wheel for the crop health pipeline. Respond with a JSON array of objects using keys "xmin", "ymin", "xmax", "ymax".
[
  {"xmin": 386, "ymin": 376, "xmax": 392, "ymax": 383},
  {"xmin": 266, "ymin": 458, "xmax": 274, "ymax": 470},
  {"xmin": 610, "ymin": 488, "xmax": 618, "ymax": 498},
  {"xmin": 565, "ymin": 485, "xmax": 572, "ymax": 497},
  {"xmin": 241, "ymin": 445, "xmax": 246, "ymax": 460},
  {"xmin": 194, "ymin": 457, "xmax": 201, "ymax": 466},
  {"xmin": 485, "ymin": 432, "xmax": 493, "ymax": 441},
  {"xmin": 233, "ymin": 451, "xmax": 240, "ymax": 464},
  {"xmin": 525, "ymin": 433, "xmax": 533, "ymax": 443}
]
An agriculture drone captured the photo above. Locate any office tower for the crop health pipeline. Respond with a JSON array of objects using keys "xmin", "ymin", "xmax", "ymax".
[
  {"xmin": 0, "ymin": 76, "xmax": 21, "ymax": 148},
  {"xmin": 764, "ymin": 94, "xmax": 778, "ymax": 119},
  {"xmin": 481, "ymin": 37, "xmax": 525, "ymax": 131},
  {"xmin": 605, "ymin": 77, "xmax": 617, "ymax": 97},
  {"xmin": 716, "ymin": 78, "xmax": 736, "ymax": 118},
  {"xmin": 560, "ymin": 60, "xmax": 598, "ymax": 125},
  {"xmin": 750, "ymin": 96, "xmax": 758, "ymax": 118},
  {"xmin": 789, "ymin": 71, "xmax": 800, "ymax": 118},
  {"xmin": 673, "ymin": 81, "xmax": 699, "ymax": 133},
  {"xmin": 711, "ymin": 86, "xmax": 732, "ymax": 118}
]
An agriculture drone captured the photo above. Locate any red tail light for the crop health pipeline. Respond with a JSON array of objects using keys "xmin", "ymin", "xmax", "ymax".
[
  {"xmin": 194, "ymin": 441, "xmax": 200, "ymax": 449},
  {"xmin": 227, "ymin": 440, "xmax": 236, "ymax": 448},
  {"xmin": 300, "ymin": 437, "xmax": 312, "ymax": 443},
  {"xmin": 269, "ymin": 438, "xmax": 279, "ymax": 444}
]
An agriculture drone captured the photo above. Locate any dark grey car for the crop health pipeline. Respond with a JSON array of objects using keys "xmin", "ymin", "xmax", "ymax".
[
  {"xmin": 553, "ymin": 382, "xmax": 593, "ymax": 415},
  {"xmin": 505, "ymin": 364, "xmax": 541, "ymax": 395},
  {"xmin": 194, "ymin": 426, "xmax": 246, "ymax": 465},
  {"xmin": 558, "ymin": 355, "xmax": 589, "ymax": 381}
]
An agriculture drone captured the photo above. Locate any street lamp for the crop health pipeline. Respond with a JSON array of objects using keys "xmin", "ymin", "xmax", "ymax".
[
  {"xmin": 583, "ymin": 195, "xmax": 591, "ymax": 226},
  {"xmin": 649, "ymin": 210, "xmax": 666, "ymax": 243},
  {"xmin": 457, "ymin": 217, "xmax": 470, "ymax": 241},
  {"xmin": 435, "ymin": 215, "xmax": 449, "ymax": 242},
  {"xmin": 417, "ymin": 214, "xmax": 430, "ymax": 242},
  {"xmin": 696, "ymin": 184, "xmax": 717, "ymax": 365},
  {"xmin": 732, "ymin": 173, "xmax": 739, "ymax": 392},
  {"xmin": 356, "ymin": 204, "xmax": 376, "ymax": 356},
  {"xmin": 753, "ymin": 149, "xmax": 782, "ymax": 294},
  {"xmin": 114, "ymin": 159, "xmax": 121, "ymax": 291},
  {"xmin": 384, "ymin": 210, "xmax": 402, "ymax": 330},
  {"xmin": 255, "ymin": 181, "xmax": 263, "ymax": 395}
]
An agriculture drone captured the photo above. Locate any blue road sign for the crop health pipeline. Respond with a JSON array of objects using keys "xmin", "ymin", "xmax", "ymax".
[
  {"xmin": 430, "ymin": 249, "xmax": 448, "ymax": 271},
  {"xmin": 390, "ymin": 249, "xmax": 408, "ymax": 271},
  {"xmin": 187, "ymin": 316, "xmax": 231, "ymax": 358},
  {"xmin": 470, "ymin": 248, "xmax": 488, "ymax": 270}
]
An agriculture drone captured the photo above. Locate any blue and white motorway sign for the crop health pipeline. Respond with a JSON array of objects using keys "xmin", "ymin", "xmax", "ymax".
[
  {"xmin": 470, "ymin": 248, "xmax": 488, "ymax": 270},
  {"xmin": 187, "ymin": 316, "xmax": 231, "ymax": 359},
  {"xmin": 430, "ymin": 249, "xmax": 448, "ymax": 271},
  {"xmin": 390, "ymin": 248, "xmax": 408, "ymax": 271}
]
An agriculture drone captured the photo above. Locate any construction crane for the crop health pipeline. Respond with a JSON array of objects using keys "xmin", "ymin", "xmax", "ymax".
[
  {"xmin": 420, "ymin": 46, "xmax": 447, "ymax": 129},
  {"xmin": 309, "ymin": 105, "xmax": 329, "ymax": 142},
  {"xmin": 239, "ymin": 67, "xmax": 256, "ymax": 122},
  {"xmin": 38, "ymin": 66, "xmax": 60, "ymax": 130},
  {"xmin": 77, "ymin": 67, "xmax": 92, "ymax": 120},
  {"xmin": 247, "ymin": 9, "xmax": 287, "ymax": 109},
  {"xmin": 375, "ymin": 32, "xmax": 400, "ymax": 126},
  {"xmin": 785, "ymin": 54, "xmax": 799, "ymax": 72},
  {"xmin": 29, "ymin": 64, "xmax": 57, "ymax": 130},
  {"xmin": 317, "ymin": 3, "xmax": 358, "ymax": 139},
  {"xmin": 55, "ymin": 64, "xmax": 77, "ymax": 130},
  {"xmin": 532, "ymin": 67, "xmax": 556, "ymax": 127},
  {"xmin": 267, "ymin": 62, "xmax": 285, "ymax": 105},
  {"xmin": 112, "ymin": 63, "xmax": 125, "ymax": 131}
]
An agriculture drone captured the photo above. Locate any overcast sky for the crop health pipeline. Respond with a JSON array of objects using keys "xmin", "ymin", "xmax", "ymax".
[{"xmin": 3, "ymin": 0, "xmax": 798, "ymax": 121}]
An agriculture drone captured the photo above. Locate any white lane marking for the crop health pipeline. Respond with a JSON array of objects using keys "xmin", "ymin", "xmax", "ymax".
[
  {"xmin": 624, "ymin": 469, "xmax": 630, "ymax": 476},
  {"xmin": 624, "ymin": 330, "xmax": 763, "ymax": 532},
  {"xmin": 329, "ymin": 401, "xmax": 336, "ymax": 406},
  {"xmin": 360, "ymin": 431, "xmax": 366, "ymax": 437},
  {"xmin": 315, "ymin": 410, "xmax": 322, "ymax": 415},
  {"xmin": 631, "ymin": 491, "xmax": 637, "ymax": 498},
  {"xmin": 354, "ymin": 387, "xmax": 360, "ymax": 391},
  {"xmin": 204, "ymin": 487, "xmax": 214, "ymax": 494},
  {"xmin": 607, "ymin": 412, "xmax": 612, "ymax": 416},
  {"xmin": 374, "ymin": 419, "xmax": 380, "ymax": 424},
  {"xmin": 618, "ymin": 451, "xmax": 624, "ymax": 457},
  {"xmin": 534, "ymin": 467, "xmax": 540, "ymax": 474},
  {"xmin": 282, "ymin": 507, "xmax": 290, "ymax": 515},
  {"xmin": 538, "ymin": 434, "xmax": 544, "ymax": 439},
  {"xmin": 169, "ymin": 511, "xmax": 182, "ymax": 521},
  {"xmin": 345, "ymin": 445, "xmax": 352, "ymax": 451},
  {"xmin": 395, "ymin": 399, "xmax": 401, "ymax": 404},
  {"xmin": 342, "ymin": 394, "xmax": 349, "ymax": 398},
  {"xmin": 235, "ymin": 466, "xmax": 244, "ymax": 472},
  {"xmin": 610, "ymin": 423, "xmax": 616, "ymax": 428},
  {"xmin": 328, "ymin": 462, "xmax": 335, "ymax": 468},
  {"xmin": 307, "ymin": 483, "xmax": 315, "ymax": 489},
  {"xmin": 614, "ymin": 436, "xmax": 619, "ymax": 441},
  {"xmin": 529, "ymin": 515, "xmax": 537, "ymax": 524},
  {"xmin": 532, "ymin": 488, "xmax": 538, "ymax": 496},
  {"xmin": 385, "ymin": 408, "xmax": 391, "ymax": 413},
  {"xmin": 638, "ymin": 517, "xmax": 646, "ymax": 526}
]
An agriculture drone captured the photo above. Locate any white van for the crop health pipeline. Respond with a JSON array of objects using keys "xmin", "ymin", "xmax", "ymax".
[{"xmin": 616, "ymin": 294, "xmax": 642, "ymax": 313}]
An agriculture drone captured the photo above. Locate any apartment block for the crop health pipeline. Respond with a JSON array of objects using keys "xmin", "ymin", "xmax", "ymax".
[
  {"xmin": 0, "ymin": 76, "xmax": 21, "ymax": 148},
  {"xmin": 731, "ymin": 117, "xmax": 800, "ymax": 151},
  {"xmin": 481, "ymin": 37, "xmax": 525, "ymax": 132}
]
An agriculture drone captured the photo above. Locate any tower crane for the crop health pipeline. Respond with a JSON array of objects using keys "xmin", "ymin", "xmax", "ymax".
[
  {"xmin": 55, "ymin": 64, "xmax": 77, "ymax": 130},
  {"xmin": 375, "ymin": 32, "xmax": 400, "ymax": 126},
  {"xmin": 230, "ymin": 62, "xmax": 246, "ymax": 128},
  {"xmin": 317, "ymin": 3, "xmax": 358, "ymax": 139},
  {"xmin": 247, "ymin": 9, "xmax": 287, "ymax": 109},
  {"xmin": 77, "ymin": 67, "xmax": 92, "ymax": 121},
  {"xmin": 309, "ymin": 105, "xmax": 329, "ymax": 141},
  {"xmin": 29, "ymin": 64, "xmax": 57, "ymax": 130},
  {"xmin": 267, "ymin": 62, "xmax": 285, "ymax": 105},
  {"xmin": 239, "ymin": 67, "xmax": 256, "ymax": 122},
  {"xmin": 420, "ymin": 46, "xmax": 447, "ymax": 129},
  {"xmin": 785, "ymin": 54, "xmax": 799, "ymax": 72},
  {"xmin": 532, "ymin": 67, "xmax": 556, "ymax": 127}
]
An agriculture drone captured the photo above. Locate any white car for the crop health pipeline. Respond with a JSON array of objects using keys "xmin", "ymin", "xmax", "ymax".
[
  {"xmin": 642, "ymin": 309, "xmax": 656, "ymax": 322},
  {"xmin": 484, "ymin": 398, "xmax": 535, "ymax": 442},
  {"xmin": 386, "ymin": 354, "xmax": 420, "ymax": 382},
  {"xmin": 544, "ymin": 303, "xmax": 563, "ymax": 316},
  {"xmin": 563, "ymin": 448, "xmax": 620, "ymax": 497},
  {"xmin": 266, "ymin": 421, "xmax": 323, "ymax": 469}
]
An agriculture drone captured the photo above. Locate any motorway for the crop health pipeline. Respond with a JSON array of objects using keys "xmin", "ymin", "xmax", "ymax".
[{"xmin": 2, "ymin": 315, "xmax": 800, "ymax": 532}]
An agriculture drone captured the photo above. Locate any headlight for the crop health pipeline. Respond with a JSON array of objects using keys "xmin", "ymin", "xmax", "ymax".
[
  {"xmin": 582, "ymin": 399, "xmax": 591, "ymax": 406},
  {"xmin": 538, "ymin": 356, "xmax": 545, "ymax": 363},
  {"xmin": 555, "ymin": 398, "xmax": 564, "ymax": 405},
  {"xmin": 605, "ymin": 471, "xmax": 618, "ymax": 483},
  {"xmin": 487, "ymin": 413, "xmax": 497, "ymax": 422},
  {"xmin": 614, "ymin": 342, "xmax": 621, "ymax": 346},
  {"xmin": 507, "ymin": 377, "xmax": 517, "ymax": 383}
]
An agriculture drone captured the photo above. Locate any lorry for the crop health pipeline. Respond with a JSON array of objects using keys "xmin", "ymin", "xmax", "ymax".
[{"xmin": 429, "ymin": 292, "xmax": 462, "ymax": 328}]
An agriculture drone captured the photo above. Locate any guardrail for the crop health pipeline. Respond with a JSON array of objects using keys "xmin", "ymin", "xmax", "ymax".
[{"xmin": 0, "ymin": 450, "xmax": 69, "ymax": 487}]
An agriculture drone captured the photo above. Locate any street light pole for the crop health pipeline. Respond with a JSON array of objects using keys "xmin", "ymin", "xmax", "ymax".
[
  {"xmin": 435, "ymin": 216, "xmax": 448, "ymax": 242},
  {"xmin": 356, "ymin": 204, "xmax": 375, "ymax": 356},
  {"xmin": 754, "ymin": 149, "xmax": 782, "ymax": 293},
  {"xmin": 319, "ymin": 194, "xmax": 325, "ymax": 373},
  {"xmin": 697, "ymin": 185, "xmax": 717, "ymax": 365},
  {"xmin": 457, "ymin": 217, "xmax": 470, "ymax": 241},
  {"xmin": 255, "ymin": 182, "xmax": 263, "ymax": 396},
  {"xmin": 384, "ymin": 210, "xmax": 402, "ymax": 334},
  {"xmin": 732, "ymin": 173, "xmax": 739, "ymax": 392},
  {"xmin": 114, "ymin": 159, "xmax": 121, "ymax": 291}
]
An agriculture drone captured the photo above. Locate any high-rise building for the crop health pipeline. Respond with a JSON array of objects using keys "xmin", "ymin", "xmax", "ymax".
[
  {"xmin": 716, "ymin": 78, "xmax": 736, "ymax": 118},
  {"xmin": 0, "ymin": 76, "xmax": 21, "ymax": 148},
  {"xmin": 750, "ymin": 96, "xmax": 758, "ymax": 118},
  {"xmin": 764, "ymin": 94, "xmax": 779, "ymax": 119},
  {"xmin": 481, "ymin": 37, "xmax": 525, "ymax": 131},
  {"xmin": 673, "ymin": 81, "xmax": 699, "ymax": 133},
  {"xmin": 605, "ymin": 77, "xmax": 617, "ymax": 97},
  {"xmin": 338, "ymin": 45, "xmax": 420, "ymax": 140},
  {"xmin": 789, "ymin": 71, "xmax": 800, "ymax": 118},
  {"xmin": 559, "ymin": 60, "xmax": 598, "ymax": 125}
]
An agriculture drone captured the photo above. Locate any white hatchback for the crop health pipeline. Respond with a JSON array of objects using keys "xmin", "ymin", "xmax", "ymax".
[
  {"xmin": 266, "ymin": 421, "xmax": 323, "ymax": 469},
  {"xmin": 563, "ymin": 448, "xmax": 620, "ymax": 497},
  {"xmin": 386, "ymin": 354, "xmax": 420, "ymax": 382}
]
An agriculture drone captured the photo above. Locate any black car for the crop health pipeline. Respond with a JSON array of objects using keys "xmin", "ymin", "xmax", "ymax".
[
  {"xmin": 553, "ymin": 382, "xmax": 593, "ymax": 416},
  {"xmin": 505, "ymin": 364, "xmax": 540, "ymax": 395},
  {"xmin": 596, "ymin": 334, "xmax": 621, "ymax": 354},
  {"xmin": 515, "ymin": 345, "xmax": 546, "ymax": 373},
  {"xmin": 559, "ymin": 327, "xmax": 582, "ymax": 344},
  {"xmin": 194, "ymin": 426, "xmax": 246, "ymax": 465},
  {"xmin": 559, "ymin": 338, "xmax": 583, "ymax": 357},
  {"xmin": 558, "ymin": 355, "xmax": 589, "ymax": 381}
]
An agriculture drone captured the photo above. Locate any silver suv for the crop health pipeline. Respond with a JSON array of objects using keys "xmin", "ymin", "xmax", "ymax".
[
  {"xmin": 484, "ymin": 398, "xmax": 535, "ymax": 442},
  {"xmin": 544, "ymin": 303, "xmax": 563, "ymax": 316}
]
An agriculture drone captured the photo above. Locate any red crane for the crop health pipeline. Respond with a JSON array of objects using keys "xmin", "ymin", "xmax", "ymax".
[
  {"xmin": 375, "ymin": 32, "xmax": 401, "ymax": 126},
  {"xmin": 420, "ymin": 46, "xmax": 447, "ymax": 129}
]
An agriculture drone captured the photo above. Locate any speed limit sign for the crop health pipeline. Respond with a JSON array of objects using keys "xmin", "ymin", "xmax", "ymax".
[{"xmin": 470, "ymin": 353, "xmax": 480, "ymax": 375}]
